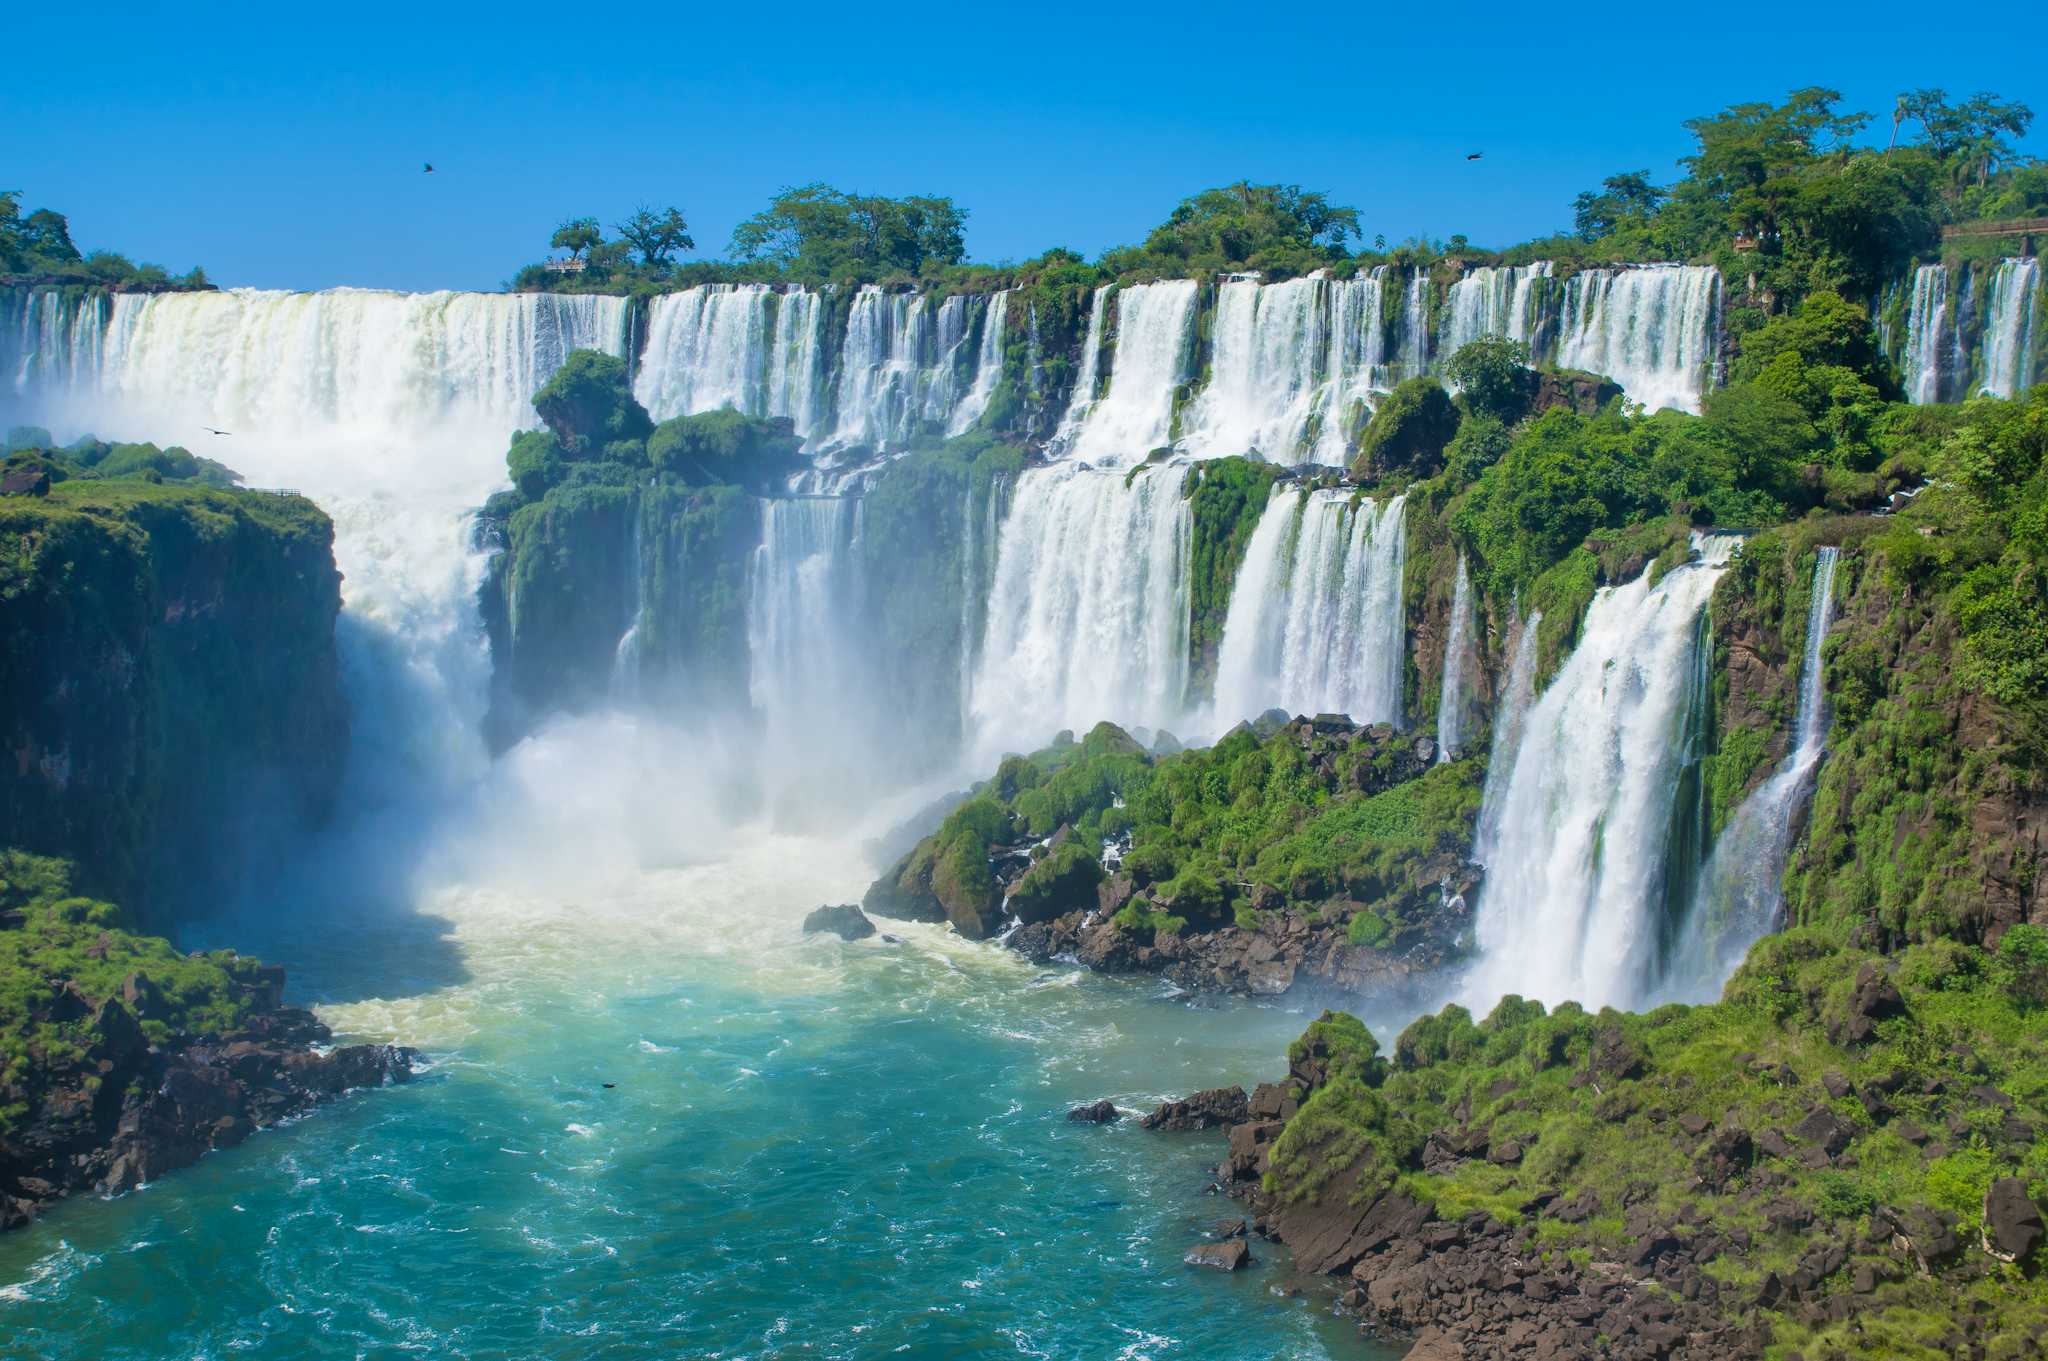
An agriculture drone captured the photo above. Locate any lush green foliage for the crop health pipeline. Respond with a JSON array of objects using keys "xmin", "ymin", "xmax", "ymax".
[
  {"xmin": 1442, "ymin": 337, "xmax": 1537, "ymax": 424},
  {"xmin": 0, "ymin": 853, "xmax": 279, "ymax": 1131},
  {"xmin": 1101, "ymin": 182, "xmax": 1361, "ymax": 279},
  {"xmin": 1352, "ymin": 378, "xmax": 1458, "ymax": 480},
  {"xmin": 903, "ymin": 719, "xmax": 1481, "ymax": 948},
  {"xmin": 1183, "ymin": 458, "xmax": 1286, "ymax": 674},
  {"xmin": 0, "ymin": 191, "xmax": 208, "ymax": 289}
]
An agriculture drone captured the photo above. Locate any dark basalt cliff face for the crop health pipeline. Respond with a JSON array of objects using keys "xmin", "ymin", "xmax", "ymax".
[
  {"xmin": 0, "ymin": 480, "xmax": 347, "ymax": 919},
  {"xmin": 1, "ymin": 965, "xmax": 413, "ymax": 1232}
]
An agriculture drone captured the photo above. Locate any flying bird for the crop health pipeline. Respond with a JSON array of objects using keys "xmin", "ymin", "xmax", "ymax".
[
  {"xmin": 423, "ymin": 162, "xmax": 435, "ymax": 174},
  {"xmin": 202, "ymin": 427, "xmax": 231, "ymax": 436},
  {"xmin": 1466, "ymin": 152, "xmax": 1484, "ymax": 161}
]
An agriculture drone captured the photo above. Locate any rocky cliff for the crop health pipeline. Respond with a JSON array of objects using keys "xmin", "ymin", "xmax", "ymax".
[{"xmin": 0, "ymin": 473, "xmax": 346, "ymax": 918}]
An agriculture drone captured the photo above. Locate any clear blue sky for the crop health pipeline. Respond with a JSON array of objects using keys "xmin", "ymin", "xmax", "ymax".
[{"xmin": 8, "ymin": 1, "xmax": 2043, "ymax": 292}]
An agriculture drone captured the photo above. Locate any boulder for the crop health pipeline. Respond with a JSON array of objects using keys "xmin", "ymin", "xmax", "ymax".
[
  {"xmin": 802, "ymin": 904, "xmax": 876, "ymax": 940},
  {"xmin": 1982, "ymin": 1178, "xmax": 2044, "ymax": 1263},
  {"xmin": 1067, "ymin": 1099, "xmax": 1121, "ymax": 1124},
  {"xmin": 1140, "ymin": 1086, "xmax": 1249, "ymax": 1132},
  {"xmin": 1184, "ymin": 1239, "xmax": 1250, "ymax": 1271}
]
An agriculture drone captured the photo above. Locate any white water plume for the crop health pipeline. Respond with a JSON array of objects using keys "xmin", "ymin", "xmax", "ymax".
[
  {"xmin": 1980, "ymin": 258, "xmax": 2041, "ymax": 398},
  {"xmin": 1435, "ymin": 557, "xmax": 1476, "ymax": 761},
  {"xmin": 1465, "ymin": 536, "xmax": 1739, "ymax": 1012},
  {"xmin": 1210, "ymin": 486, "xmax": 1407, "ymax": 727},
  {"xmin": 970, "ymin": 462, "xmax": 1192, "ymax": 758},
  {"xmin": 1554, "ymin": 265, "xmax": 1719, "ymax": 414},
  {"xmin": 1901, "ymin": 265, "xmax": 1951, "ymax": 405},
  {"xmin": 1666, "ymin": 547, "xmax": 1840, "ymax": 1001},
  {"xmin": 632, "ymin": 284, "xmax": 827, "ymax": 439},
  {"xmin": 1439, "ymin": 264, "xmax": 1551, "ymax": 358},
  {"xmin": 1062, "ymin": 281, "xmax": 1197, "ymax": 465},
  {"xmin": 947, "ymin": 290, "xmax": 1009, "ymax": 435}
]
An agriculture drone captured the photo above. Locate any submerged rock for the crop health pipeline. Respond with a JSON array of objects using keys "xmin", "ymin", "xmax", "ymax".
[
  {"xmin": 1140, "ymin": 1086, "xmax": 1249, "ymax": 1132},
  {"xmin": 802, "ymin": 904, "xmax": 876, "ymax": 941},
  {"xmin": 1184, "ymin": 1239, "xmax": 1250, "ymax": 1271}
]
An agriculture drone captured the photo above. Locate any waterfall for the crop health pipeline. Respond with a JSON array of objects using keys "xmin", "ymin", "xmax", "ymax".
[
  {"xmin": 1439, "ymin": 263, "xmax": 1551, "ymax": 358},
  {"xmin": 3, "ymin": 288, "xmax": 109, "ymax": 400},
  {"xmin": 1312, "ymin": 270, "xmax": 1390, "ymax": 465},
  {"xmin": 633, "ymin": 284, "xmax": 828, "ymax": 441},
  {"xmin": 1398, "ymin": 270, "xmax": 1432, "ymax": 380},
  {"xmin": 1980, "ymin": 258, "xmax": 2041, "ymax": 398},
  {"xmin": 747, "ymin": 496, "xmax": 875, "ymax": 813},
  {"xmin": 1902, "ymin": 265, "xmax": 1951, "ymax": 405},
  {"xmin": 1473, "ymin": 609, "xmax": 1540, "ymax": 863},
  {"xmin": 1182, "ymin": 276, "xmax": 1327, "ymax": 460},
  {"xmin": 829, "ymin": 287, "xmax": 933, "ymax": 450},
  {"xmin": 1464, "ymin": 535, "xmax": 1740, "ymax": 1011},
  {"xmin": 947, "ymin": 291, "xmax": 1009, "ymax": 436},
  {"xmin": 1436, "ymin": 557, "xmax": 1475, "ymax": 761},
  {"xmin": 1052, "ymin": 286, "xmax": 1110, "ymax": 447},
  {"xmin": 970, "ymin": 462, "xmax": 1191, "ymax": 757},
  {"xmin": 1554, "ymin": 265, "xmax": 1719, "ymax": 414},
  {"xmin": 1064, "ymin": 281, "xmax": 1198, "ymax": 465},
  {"xmin": 1668, "ymin": 547, "xmax": 1841, "ymax": 1001},
  {"xmin": 1210, "ymin": 486, "xmax": 1407, "ymax": 727}
]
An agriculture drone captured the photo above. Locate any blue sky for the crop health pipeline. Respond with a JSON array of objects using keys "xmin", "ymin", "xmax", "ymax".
[{"xmin": 7, "ymin": 1, "xmax": 2043, "ymax": 292}]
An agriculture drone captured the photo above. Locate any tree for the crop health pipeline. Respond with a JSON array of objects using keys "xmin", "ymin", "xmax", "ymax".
[
  {"xmin": 1443, "ymin": 336, "xmax": 1535, "ymax": 423},
  {"xmin": 1899, "ymin": 89, "xmax": 2035, "ymax": 198},
  {"xmin": 1572, "ymin": 171, "xmax": 1666, "ymax": 242},
  {"xmin": 550, "ymin": 217, "xmax": 602, "ymax": 261},
  {"xmin": 1352, "ymin": 378, "xmax": 1459, "ymax": 480},
  {"xmin": 613, "ymin": 205, "xmax": 695, "ymax": 269},
  {"xmin": 1680, "ymin": 88, "xmax": 1869, "ymax": 242},
  {"xmin": 729, "ymin": 184, "xmax": 967, "ymax": 278},
  {"xmin": 20, "ymin": 208, "xmax": 78, "ymax": 261},
  {"xmin": 1142, "ymin": 181, "xmax": 1360, "ymax": 269}
]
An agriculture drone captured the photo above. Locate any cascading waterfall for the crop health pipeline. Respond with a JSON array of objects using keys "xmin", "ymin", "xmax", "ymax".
[
  {"xmin": 1052, "ymin": 286, "xmax": 1110, "ymax": 448},
  {"xmin": 1464, "ymin": 535, "xmax": 1741, "ymax": 1011},
  {"xmin": 1312, "ymin": 270, "xmax": 1391, "ymax": 465},
  {"xmin": 1182, "ymin": 276, "xmax": 1327, "ymax": 460},
  {"xmin": 1980, "ymin": 258, "xmax": 2041, "ymax": 398},
  {"xmin": 1472, "ymin": 609, "xmax": 1540, "ymax": 863},
  {"xmin": 1210, "ymin": 486, "xmax": 1407, "ymax": 727},
  {"xmin": 3, "ymin": 288, "xmax": 110, "ymax": 398},
  {"xmin": 947, "ymin": 290, "xmax": 1009, "ymax": 435},
  {"xmin": 746, "ymin": 496, "xmax": 876, "ymax": 811},
  {"xmin": 829, "ymin": 287, "xmax": 934, "ymax": 450},
  {"xmin": 1667, "ymin": 547, "xmax": 1841, "ymax": 1001},
  {"xmin": 632, "ymin": 284, "xmax": 827, "ymax": 439},
  {"xmin": 1063, "ymin": 281, "xmax": 1198, "ymax": 464},
  {"xmin": 1435, "ymin": 557, "xmax": 1476, "ymax": 761},
  {"xmin": 970, "ymin": 462, "xmax": 1192, "ymax": 757},
  {"xmin": 1439, "ymin": 264, "xmax": 1551, "ymax": 358},
  {"xmin": 1398, "ymin": 270, "xmax": 1432, "ymax": 380},
  {"xmin": 1902, "ymin": 265, "xmax": 1951, "ymax": 405},
  {"xmin": 1555, "ymin": 265, "xmax": 1720, "ymax": 414}
]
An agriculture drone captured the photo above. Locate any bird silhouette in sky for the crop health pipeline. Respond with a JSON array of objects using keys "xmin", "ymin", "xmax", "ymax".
[
  {"xmin": 1466, "ymin": 152, "xmax": 1484, "ymax": 161},
  {"xmin": 202, "ymin": 427, "xmax": 231, "ymax": 436},
  {"xmin": 423, "ymin": 163, "xmax": 435, "ymax": 174}
]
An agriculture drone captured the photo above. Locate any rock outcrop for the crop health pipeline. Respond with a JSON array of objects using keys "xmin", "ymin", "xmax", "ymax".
[{"xmin": 1, "ymin": 977, "xmax": 413, "ymax": 1232}]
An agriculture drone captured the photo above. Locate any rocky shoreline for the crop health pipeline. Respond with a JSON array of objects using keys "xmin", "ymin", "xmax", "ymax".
[{"xmin": 1, "ymin": 967, "xmax": 414, "ymax": 1232}]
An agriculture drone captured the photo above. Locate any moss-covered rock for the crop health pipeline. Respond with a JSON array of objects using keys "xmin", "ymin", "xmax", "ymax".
[{"xmin": 0, "ymin": 477, "xmax": 345, "ymax": 917}]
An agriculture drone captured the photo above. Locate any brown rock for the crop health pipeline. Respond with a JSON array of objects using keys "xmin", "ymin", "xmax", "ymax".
[{"xmin": 1184, "ymin": 1239, "xmax": 1250, "ymax": 1271}]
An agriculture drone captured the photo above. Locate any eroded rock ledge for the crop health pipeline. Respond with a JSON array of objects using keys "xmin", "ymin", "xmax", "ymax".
[{"xmin": 1, "ymin": 970, "xmax": 414, "ymax": 1231}]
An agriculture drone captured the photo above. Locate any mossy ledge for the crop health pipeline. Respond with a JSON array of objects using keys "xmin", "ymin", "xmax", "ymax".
[
  {"xmin": 864, "ymin": 713, "xmax": 1482, "ymax": 1000},
  {"xmin": 0, "ymin": 853, "xmax": 414, "ymax": 1232},
  {"xmin": 0, "ymin": 452, "xmax": 347, "ymax": 918}
]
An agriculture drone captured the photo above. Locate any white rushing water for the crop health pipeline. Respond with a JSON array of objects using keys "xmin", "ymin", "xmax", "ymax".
[
  {"xmin": 1555, "ymin": 265, "xmax": 1720, "ymax": 414},
  {"xmin": 1667, "ymin": 547, "xmax": 1841, "ymax": 1001},
  {"xmin": 1472, "ymin": 609, "xmax": 1540, "ymax": 863},
  {"xmin": 632, "ymin": 284, "xmax": 827, "ymax": 439},
  {"xmin": 1465, "ymin": 536, "xmax": 1740, "ymax": 1012},
  {"xmin": 1210, "ymin": 486, "xmax": 1407, "ymax": 727},
  {"xmin": 1901, "ymin": 264, "xmax": 1951, "ymax": 405},
  {"xmin": 948, "ymin": 289, "xmax": 1009, "ymax": 435},
  {"xmin": 970, "ymin": 462, "xmax": 1192, "ymax": 757},
  {"xmin": 1062, "ymin": 281, "xmax": 1198, "ymax": 465},
  {"xmin": 1980, "ymin": 258, "xmax": 2041, "ymax": 399},
  {"xmin": 1439, "ymin": 263, "xmax": 1551, "ymax": 358},
  {"xmin": 1435, "ymin": 557, "xmax": 1476, "ymax": 762}
]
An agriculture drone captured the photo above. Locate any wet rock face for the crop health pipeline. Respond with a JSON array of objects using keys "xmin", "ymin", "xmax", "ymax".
[
  {"xmin": 1139, "ymin": 1087, "xmax": 1249, "ymax": 1132},
  {"xmin": 1066, "ymin": 1099, "xmax": 1120, "ymax": 1124},
  {"xmin": 1184, "ymin": 1238, "xmax": 1250, "ymax": 1271},
  {"xmin": 801, "ymin": 904, "xmax": 876, "ymax": 940},
  {"xmin": 0, "ymin": 994, "xmax": 414, "ymax": 1232}
]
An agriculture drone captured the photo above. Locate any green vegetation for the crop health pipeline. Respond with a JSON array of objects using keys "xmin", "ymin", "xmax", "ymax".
[
  {"xmin": 1262, "ymin": 925, "xmax": 2048, "ymax": 1359},
  {"xmin": 0, "ymin": 852, "xmax": 278, "ymax": 1131},
  {"xmin": 1352, "ymin": 378, "xmax": 1459, "ymax": 481},
  {"xmin": 0, "ymin": 453, "xmax": 343, "ymax": 915},
  {"xmin": 0, "ymin": 191, "xmax": 208, "ymax": 290},
  {"xmin": 872, "ymin": 717, "xmax": 1482, "ymax": 949},
  {"xmin": 1183, "ymin": 457, "xmax": 1286, "ymax": 678}
]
